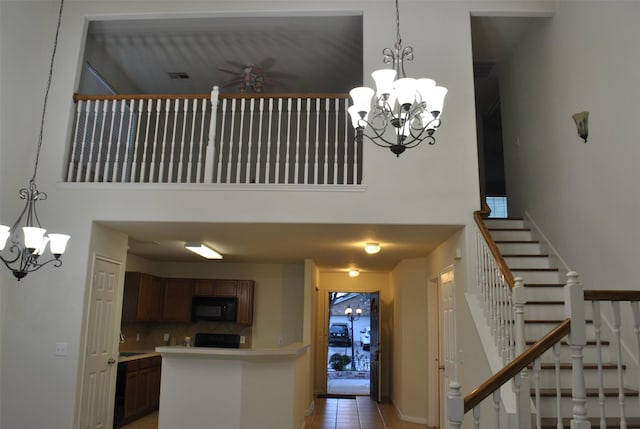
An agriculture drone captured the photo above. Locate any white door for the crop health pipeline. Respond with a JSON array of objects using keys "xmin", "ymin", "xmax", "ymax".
[
  {"xmin": 439, "ymin": 266, "xmax": 456, "ymax": 429},
  {"xmin": 427, "ymin": 277, "xmax": 440, "ymax": 426},
  {"xmin": 78, "ymin": 255, "xmax": 123, "ymax": 429},
  {"xmin": 369, "ymin": 292, "xmax": 381, "ymax": 402}
]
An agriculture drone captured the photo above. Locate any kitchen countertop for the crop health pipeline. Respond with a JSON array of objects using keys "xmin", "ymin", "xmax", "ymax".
[
  {"xmin": 117, "ymin": 351, "xmax": 161, "ymax": 363},
  {"xmin": 156, "ymin": 342, "xmax": 310, "ymax": 361}
]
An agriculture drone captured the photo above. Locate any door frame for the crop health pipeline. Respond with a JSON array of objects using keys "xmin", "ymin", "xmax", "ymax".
[{"xmin": 426, "ymin": 275, "xmax": 440, "ymax": 426}]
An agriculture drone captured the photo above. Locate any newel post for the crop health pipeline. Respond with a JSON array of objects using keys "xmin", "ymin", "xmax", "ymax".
[
  {"xmin": 448, "ymin": 381, "xmax": 463, "ymax": 429},
  {"xmin": 564, "ymin": 271, "xmax": 591, "ymax": 429},
  {"xmin": 204, "ymin": 85, "xmax": 220, "ymax": 183}
]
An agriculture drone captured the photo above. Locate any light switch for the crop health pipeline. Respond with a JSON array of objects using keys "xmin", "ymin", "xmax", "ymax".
[
  {"xmin": 240, "ymin": 336, "xmax": 246, "ymax": 344},
  {"xmin": 55, "ymin": 342, "xmax": 68, "ymax": 356}
]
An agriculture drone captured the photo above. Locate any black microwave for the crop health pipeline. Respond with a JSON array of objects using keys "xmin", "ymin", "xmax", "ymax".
[{"xmin": 191, "ymin": 296, "xmax": 238, "ymax": 322}]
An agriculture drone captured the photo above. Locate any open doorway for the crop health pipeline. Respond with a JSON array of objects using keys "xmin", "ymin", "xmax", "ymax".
[{"xmin": 326, "ymin": 292, "xmax": 375, "ymax": 396}]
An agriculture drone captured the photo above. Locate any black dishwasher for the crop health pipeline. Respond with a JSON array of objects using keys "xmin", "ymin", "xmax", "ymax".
[{"xmin": 113, "ymin": 361, "xmax": 127, "ymax": 428}]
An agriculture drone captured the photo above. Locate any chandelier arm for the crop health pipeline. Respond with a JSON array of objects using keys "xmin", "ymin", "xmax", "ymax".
[
  {"xmin": 356, "ymin": 121, "xmax": 406, "ymax": 148},
  {"xmin": 0, "ymin": 249, "xmax": 21, "ymax": 268}
]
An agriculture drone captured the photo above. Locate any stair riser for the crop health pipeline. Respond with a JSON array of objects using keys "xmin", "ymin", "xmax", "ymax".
[
  {"xmin": 524, "ymin": 305, "xmax": 593, "ymax": 320},
  {"xmin": 513, "ymin": 270, "xmax": 561, "ymax": 284},
  {"xmin": 496, "ymin": 242, "xmax": 542, "ymax": 255},
  {"xmin": 525, "ymin": 287, "xmax": 565, "ymax": 302},
  {"xmin": 504, "ymin": 256, "xmax": 553, "ymax": 269},
  {"xmin": 531, "ymin": 369, "xmax": 624, "ymax": 389},
  {"xmin": 484, "ymin": 219, "xmax": 526, "ymax": 229},
  {"xmin": 535, "ymin": 345, "xmax": 612, "ymax": 363},
  {"xmin": 489, "ymin": 230, "xmax": 533, "ymax": 241},
  {"xmin": 525, "ymin": 323, "xmax": 596, "ymax": 339},
  {"xmin": 534, "ymin": 396, "xmax": 640, "ymax": 418}
]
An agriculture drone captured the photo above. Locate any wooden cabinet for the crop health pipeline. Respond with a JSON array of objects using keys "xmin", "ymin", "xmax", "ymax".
[
  {"xmin": 121, "ymin": 356, "xmax": 162, "ymax": 425},
  {"xmin": 122, "ymin": 272, "xmax": 164, "ymax": 322},
  {"xmin": 194, "ymin": 279, "xmax": 237, "ymax": 297},
  {"xmin": 162, "ymin": 278, "xmax": 194, "ymax": 322},
  {"xmin": 236, "ymin": 280, "xmax": 254, "ymax": 325}
]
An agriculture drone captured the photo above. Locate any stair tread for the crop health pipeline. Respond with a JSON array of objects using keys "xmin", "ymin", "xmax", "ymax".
[
  {"xmin": 528, "ymin": 363, "xmax": 625, "ymax": 370},
  {"xmin": 534, "ymin": 387, "xmax": 638, "ymax": 396},
  {"xmin": 526, "ymin": 339, "xmax": 608, "ymax": 345},
  {"xmin": 525, "ymin": 283, "xmax": 565, "ymax": 287},
  {"xmin": 503, "ymin": 254, "xmax": 550, "ymax": 257},
  {"xmin": 488, "ymin": 228, "xmax": 531, "ymax": 231},
  {"xmin": 495, "ymin": 240, "xmax": 540, "ymax": 243},
  {"xmin": 526, "ymin": 301, "xmax": 564, "ymax": 305},
  {"xmin": 512, "ymin": 268, "xmax": 559, "ymax": 271},
  {"xmin": 540, "ymin": 417, "xmax": 640, "ymax": 429},
  {"xmin": 525, "ymin": 319, "xmax": 592, "ymax": 323}
]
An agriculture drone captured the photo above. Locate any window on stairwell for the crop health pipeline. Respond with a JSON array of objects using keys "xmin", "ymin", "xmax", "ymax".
[{"xmin": 486, "ymin": 196, "xmax": 508, "ymax": 218}]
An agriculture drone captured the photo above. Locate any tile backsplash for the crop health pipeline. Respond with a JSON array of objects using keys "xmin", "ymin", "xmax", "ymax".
[{"xmin": 120, "ymin": 321, "xmax": 252, "ymax": 351}]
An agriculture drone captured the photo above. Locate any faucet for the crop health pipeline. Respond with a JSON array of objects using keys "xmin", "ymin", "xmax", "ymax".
[{"xmin": 119, "ymin": 332, "xmax": 125, "ymax": 343}]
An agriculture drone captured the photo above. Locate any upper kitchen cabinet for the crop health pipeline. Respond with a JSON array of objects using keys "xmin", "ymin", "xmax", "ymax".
[
  {"xmin": 162, "ymin": 278, "xmax": 195, "ymax": 323},
  {"xmin": 122, "ymin": 272, "xmax": 164, "ymax": 322},
  {"xmin": 236, "ymin": 281, "xmax": 254, "ymax": 325},
  {"xmin": 194, "ymin": 279, "xmax": 237, "ymax": 297}
]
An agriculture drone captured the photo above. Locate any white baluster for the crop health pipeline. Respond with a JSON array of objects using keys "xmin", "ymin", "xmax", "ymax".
[
  {"xmin": 493, "ymin": 389, "xmax": 501, "ymax": 429},
  {"xmin": 553, "ymin": 342, "xmax": 563, "ymax": 429},
  {"xmin": 304, "ymin": 98, "xmax": 311, "ymax": 184},
  {"xmin": 314, "ymin": 98, "xmax": 320, "ymax": 185},
  {"xmin": 565, "ymin": 271, "xmax": 589, "ymax": 429},
  {"xmin": 514, "ymin": 277, "xmax": 530, "ymax": 429},
  {"xmin": 236, "ymin": 98, "xmax": 246, "ymax": 183},
  {"xmin": 447, "ymin": 381, "xmax": 463, "ymax": 429},
  {"xmin": 158, "ymin": 99, "xmax": 171, "ymax": 182},
  {"xmin": 216, "ymin": 97, "xmax": 228, "ymax": 183},
  {"xmin": 139, "ymin": 99, "xmax": 154, "ymax": 182},
  {"xmin": 103, "ymin": 99, "xmax": 117, "ymax": 182},
  {"xmin": 343, "ymin": 98, "xmax": 349, "ymax": 184},
  {"xmin": 611, "ymin": 300, "xmax": 628, "ymax": 429},
  {"xmin": 195, "ymin": 98, "xmax": 207, "ymax": 182},
  {"xmin": 92, "ymin": 99, "xmax": 108, "ymax": 182},
  {"xmin": 534, "ymin": 358, "xmax": 542, "ymax": 429},
  {"xmin": 265, "ymin": 99, "xmax": 274, "ymax": 183},
  {"xmin": 275, "ymin": 98, "xmax": 283, "ymax": 183},
  {"xmin": 85, "ymin": 100, "xmax": 100, "ymax": 182},
  {"xmin": 67, "ymin": 100, "xmax": 83, "ymax": 182},
  {"xmin": 204, "ymin": 86, "xmax": 219, "ymax": 183},
  {"xmin": 149, "ymin": 99, "xmax": 162, "ymax": 182},
  {"xmin": 333, "ymin": 98, "xmax": 339, "ymax": 184},
  {"xmin": 130, "ymin": 99, "xmax": 144, "ymax": 182},
  {"xmin": 226, "ymin": 98, "xmax": 237, "ymax": 183},
  {"xmin": 592, "ymin": 300, "xmax": 606, "ymax": 429},
  {"xmin": 175, "ymin": 99, "xmax": 188, "ymax": 182},
  {"xmin": 245, "ymin": 98, "xmax": 255, "ymax": 183},
  {"xmin": 255, "ymin": 99, "xmax": 265, "ymax": 183},
  {"xmin": 122, "ymin": 99, "xmax": 138, "ymax": 182},
  {"xmin": 284, "ymin": 98, "xmax": 292, "ymax": 184},
  {"xmin": 113, "ymin": 99, "xmax": 127, "ymax": 182},
  {"xmin": 324, "ymin": 98, "xmax": 329, "ymax": 184},
  {"xmin": 631, "ymin": 301, "xmax": 640, "ymax": 403},
  {"xmin": 168, "ymin": 99, "xmax": 180, "ymax": 182},
  {"xmin": 186, "ymin": 98, "xmax": 198, "ymax": 182},
  {"xmin": 293, "ymin": 98, "xmax": 301, "ymax": 184},
  {"xmin": 473, "ymin": 405, "xmax": 481, "ymax": 429}
]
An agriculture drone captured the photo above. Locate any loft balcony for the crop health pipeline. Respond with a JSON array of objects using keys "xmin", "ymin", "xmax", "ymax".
[{"xmin": 66, "ymin": 87, "xmax": 360, "ymax": 186}]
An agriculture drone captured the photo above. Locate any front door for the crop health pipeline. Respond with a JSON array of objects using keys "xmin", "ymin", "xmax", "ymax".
[
  {"xmin": 439, "ymin": 266, "xmax": 456, "ymax": 429},
  {"xmin": 369, "ymin": 292, "xmax": 381, "ymax": 402},
  {"xmin": 78, "ymin": 255, "xmax": 123, "ymax": 429}
]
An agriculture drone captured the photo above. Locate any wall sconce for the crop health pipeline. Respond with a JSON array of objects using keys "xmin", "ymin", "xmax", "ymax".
[{"xmin": 572, "ymin": 111, "xmax": 589, "ymax": 143}]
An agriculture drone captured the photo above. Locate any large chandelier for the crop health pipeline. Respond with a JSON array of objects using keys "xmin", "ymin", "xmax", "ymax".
[
  {"xmin": 0, "ymin": 0, "xmax": 70, "ymax": 281},
  {"xmin": 348, "ymin": 0, "xmax": 448, "ymax": 157}
]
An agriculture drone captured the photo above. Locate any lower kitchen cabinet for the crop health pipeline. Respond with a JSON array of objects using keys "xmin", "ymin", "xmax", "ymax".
[{"xmin": 117, "ymin": 356, "xmax": 162, "ymax": 427}]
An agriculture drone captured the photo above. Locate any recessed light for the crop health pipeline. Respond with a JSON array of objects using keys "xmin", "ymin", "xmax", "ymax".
[
  {"xmin": 348, "ymin": 269, "xmax": 360, "ymax": 277},
  {"xmin": 184, "ymin": 242, "xmax": 222, "ymax": 259},
  {"xmin": 364, "ymin": 242, "xmax": 380, "ymax": 254}
]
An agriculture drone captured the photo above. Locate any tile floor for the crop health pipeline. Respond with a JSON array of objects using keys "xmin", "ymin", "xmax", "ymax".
[{"xmin": 120, "ymin": 396, "xmax": 435, "ymax": 429}]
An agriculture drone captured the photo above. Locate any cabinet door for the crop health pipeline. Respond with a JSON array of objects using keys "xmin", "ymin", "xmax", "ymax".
[
  {"xmin": 136, "ymin": 367, "xmax": 151, "ymax": 415},
  {"xmin": 214, "ymin": 279, "xmax": 238, "ymax": 297},
  {"xmin": 148, "ymin": 363, "xmax": 162, "ymax": 410},
  {"xmin": 123, "ymin": 368, "xmax": 138, "ymax": 420},
  {"xmin": 137, "ymin": 274, "xmax": 164, "ymax": 322},
  {"xmin": 194, "ymin": 279, "xmax": 215, "ymax": 297},
  {"xmin": 236, "ymin": 280, "xmax": 254, "ymax": 325},
  {"xmin": 162, "ymin": 278, "xmax": 195, "ymax": 322}
]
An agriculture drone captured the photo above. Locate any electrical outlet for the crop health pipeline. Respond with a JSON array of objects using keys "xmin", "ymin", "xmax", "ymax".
[
  {"xmin": 136, "ymin": 333, "xmax": 140, "ymax": 342},
  {"xmin": 55, "ymin": 342, "xmax": 68, "ymax": 356},
  {"xmin": 163, "ymin": 333, "xmax": 170, "ymax": 342},
  {"xmin": 240, "ymin": 336, "xmax": 246, "ymax": 344}
]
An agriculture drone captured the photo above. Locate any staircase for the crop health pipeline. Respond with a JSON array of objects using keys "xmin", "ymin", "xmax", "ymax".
[{"xmin": 484, "ymin": 218, "xmax": 640, "ymax": 429}]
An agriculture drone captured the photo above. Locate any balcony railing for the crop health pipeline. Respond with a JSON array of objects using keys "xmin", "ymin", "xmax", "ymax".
[{"xmin": 66, "ymin": 87, "xmax": 360, "ymax": 186}]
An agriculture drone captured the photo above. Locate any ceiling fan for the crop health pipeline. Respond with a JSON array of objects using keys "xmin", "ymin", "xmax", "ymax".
[{"xmin": 218, "ymin": 58, "xmax": 294, "ymax": 93}]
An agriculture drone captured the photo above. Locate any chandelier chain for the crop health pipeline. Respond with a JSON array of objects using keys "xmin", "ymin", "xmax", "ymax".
[
  {"xmin": 394, "ymin": 0, "xmax": 402, "ymax": 51},
  {"xmin": 31, "ymin": 0, "xmax": 65, "ymax": 185}
]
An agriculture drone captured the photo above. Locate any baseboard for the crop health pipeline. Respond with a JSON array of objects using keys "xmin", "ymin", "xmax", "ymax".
[{"xmin": 392, "ymin": 401, "xmax": 428, "ymax": 425}]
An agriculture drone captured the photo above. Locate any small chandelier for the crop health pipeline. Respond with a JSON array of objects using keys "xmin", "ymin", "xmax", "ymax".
[
  {"xmin": 348, "ymin": 0, "xmax": 448, "ymax": 157},
  {"xmin": 0, "ymin": 0, "xmax": 70, "ymax": 281}
]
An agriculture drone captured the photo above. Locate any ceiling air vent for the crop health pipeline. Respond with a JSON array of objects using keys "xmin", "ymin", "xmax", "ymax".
[
  {"xmin": 473, "ymin": 61, "xmax": 495, "ymax": 79},
  {"xmin": 168, "ymin": 72, "xmax": 190, "ymax": 80}
]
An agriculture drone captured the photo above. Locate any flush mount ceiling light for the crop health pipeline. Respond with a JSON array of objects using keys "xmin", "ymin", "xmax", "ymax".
[
  {"xmin": 0, "ymin": 0, "xmax": 70, "ymax": 281},
  {"xmin": 348, "ymin": 269, "xmax": 360, "ymax": 277},
  {"xmin": 184, "ymin": 242, "xmax": 223, "ymax": 259},
  {"xmin": 348, "ymin": 0, "xmax": 447, "ymax": 157},
  {"xmin": 364, "ymin": 242, "xmax": 381, "ymax": 254}
]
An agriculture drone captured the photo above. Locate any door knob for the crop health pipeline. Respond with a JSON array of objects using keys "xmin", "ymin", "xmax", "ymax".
[
  {"xmin": 107, "ymin": 357, "xmax": 116, "ymax": 365},
  {"xmin": 438, "ymin": 365, "xmax": 445, "ymax": 370}
]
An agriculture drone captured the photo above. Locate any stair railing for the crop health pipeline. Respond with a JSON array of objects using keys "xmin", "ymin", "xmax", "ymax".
[
  {"xmin": 449, "ymin": 272, "xmax": 591, "ymax": 429},
  {"xmin": 474, "ymin": 208, "xmax": 522, "ymax": 363}
]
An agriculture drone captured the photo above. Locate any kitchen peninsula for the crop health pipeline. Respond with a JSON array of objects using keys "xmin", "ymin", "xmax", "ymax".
[{"xmin": 155, "ymin": 343, "xmax": 311, "ymax": 429}]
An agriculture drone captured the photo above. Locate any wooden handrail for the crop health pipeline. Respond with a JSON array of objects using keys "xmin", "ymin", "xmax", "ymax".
[
  {"xmin": 464, "ymin": 319, "xmax": 571, "ymax": 412},
  {"xmin": 584, "ymin": 290, "xmax": 640, "ymax": 301},
  {"xmin": 473, "ymin": 208, "xmax": 516, "ymax": 289},
  {"xmin": 73, "ymin": 92, "xmax": 349, "ymax": 103}
]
